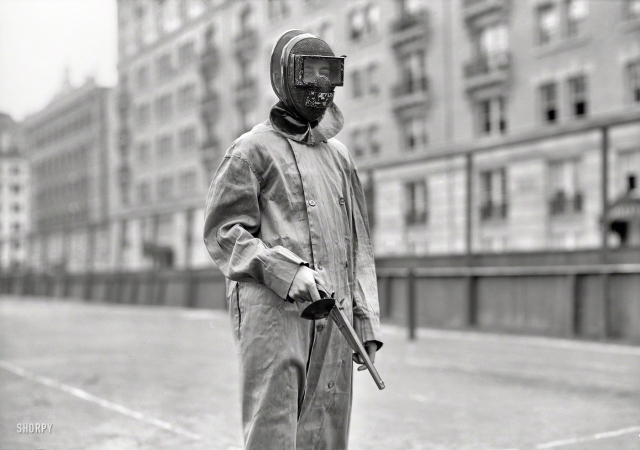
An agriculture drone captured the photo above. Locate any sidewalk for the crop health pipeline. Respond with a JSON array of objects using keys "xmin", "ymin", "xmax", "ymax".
[{"xmin": 1, "ymin": 297, "xmax": 639, "ymax": 450}]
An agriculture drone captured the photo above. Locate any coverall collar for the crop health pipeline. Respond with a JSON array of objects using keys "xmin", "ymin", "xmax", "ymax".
[{"xmin": 269, "ymin": 101, "xmax": 344, "ymax": 145}]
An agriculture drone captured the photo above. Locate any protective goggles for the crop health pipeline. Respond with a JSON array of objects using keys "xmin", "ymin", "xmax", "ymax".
[{"xmin": 293, "ymin": 55, "xmax": 345, "ymax": 87}]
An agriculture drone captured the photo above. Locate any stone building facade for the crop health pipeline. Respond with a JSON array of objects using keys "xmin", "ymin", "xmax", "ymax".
[
  {"xmin": 23, "ymin": 79, "xmax": 113, "ymax": 272},
  {"xmin": 0, "ymin": 113, "xmax": 29, "ymax": 271},
  {"xmin": 111, "ymin": 0, "xmax": 640, "ymax": 271}
]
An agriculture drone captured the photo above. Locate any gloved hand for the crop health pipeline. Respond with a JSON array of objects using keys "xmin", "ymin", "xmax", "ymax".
[
  {"xmin": 352, "ymin": 341, "xmax": 378, "ymax": 371},
  {"xmin": 287, "ymin": 265, "xmax": 326, "ymax": 303}
]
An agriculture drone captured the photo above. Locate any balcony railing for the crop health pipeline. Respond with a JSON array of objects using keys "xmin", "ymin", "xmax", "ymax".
[
  {"xmin": 392, "ymin": 9, "xmax": 429, "ymax": 32},
  {"xmin": 480, "ymin": 201, "xmax": 508, "ymax": 221},
  {"xmin": 464, "ymin": 51, "xmax": 511, "ymax": 78},
  {"xmin": 390, "ymin": 9, "xmax": 429, "ymax": 48},
  {"xmin": 392, "ymin": 76, "xmax": 429, "ymax": 97},
  {"xmin": 463, "ymin": 0, "xmax": 509, "ymax": 24},
  {"xmin": 234, "ymin": 28, "xmax": 259, "ymax": 60},
  {"xmin": 199, "ymin": 45, "xmax": 220, "ymax": 81},
  {"xmin": 549, "ymin": 192, "xmax": 583, "ymax": 216},
  {"xmin": 405, "ymin": 210, "xmax": 428, "ymax": 226}
]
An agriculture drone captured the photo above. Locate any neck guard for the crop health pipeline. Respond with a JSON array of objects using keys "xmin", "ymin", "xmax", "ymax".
[{"xmin": 269, "ymin": 101, "xmax": 343, "ymax": 145}]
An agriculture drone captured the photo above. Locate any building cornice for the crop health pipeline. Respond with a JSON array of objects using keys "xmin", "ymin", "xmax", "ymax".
[
  {"xmin": 23, "ymin": 83, "xmax": 111, "ymax": 128},
  {"xmin": 358, "ymin": 108, "xmax": 640, "ymax": 171}
]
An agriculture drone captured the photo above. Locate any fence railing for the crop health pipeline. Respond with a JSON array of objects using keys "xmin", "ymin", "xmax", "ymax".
[
  {"xmin": 2, "ymin": 260, "xmax": 639, "ymax": 344},
  {"xmin": 376, "ymin": 264, "xmax": 640, "ymax": 343}
]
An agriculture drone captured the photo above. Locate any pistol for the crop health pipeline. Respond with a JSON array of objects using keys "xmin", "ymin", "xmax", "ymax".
[{"xmin": 301, "ymin": 293, "xmax": 385, "ymax": 390}]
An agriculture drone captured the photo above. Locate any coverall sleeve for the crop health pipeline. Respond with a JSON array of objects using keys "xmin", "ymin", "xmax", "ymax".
[
  {"xmin": 203, "ymin": 153, "xmax": 308, "ymax": 299},
  {"xmin": 350, "ymin": 161, "xmax": 384, "ymax": 350}
]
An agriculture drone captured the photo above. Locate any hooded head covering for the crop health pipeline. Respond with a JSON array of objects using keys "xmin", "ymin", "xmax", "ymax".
[{"xmin": 269, "ymin": 30, "xmax": 344, "ymax": 145}]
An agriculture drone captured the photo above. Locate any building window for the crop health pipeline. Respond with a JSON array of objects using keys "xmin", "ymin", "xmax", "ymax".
[
  {"xmin": 10, "ymin": 184, "xmax": 21, "ymax": 195},
  {"xmin": 351, "ymin": 129, "xmax": 364, "ymax": 157},
  {"xmin": 177, "ymin": 83, "xmax": 196, "ymax": 111},
  {"xmin": 476, "ymin": 97, "xmax": 507, "ymax": 136},
  {"xmin": 137, "ymin": 142, "xmax": 150, "ymax": 162},
  {"xmin": 401, "ymin": 116, "xmax": 428, "ymax": 151},
  {"xmin": 567, "ymin": 75, "xmax": 587, "ymax": 118},
  {"xmin": 157, "ymin": 176, "xmax": 174, "ymax": 200},
  {"xmin": 628, "ymin": 61, "xmax": 640, "ymax": 104},
  {"xmin": 479, "ymin": 23, "xmax": 509, "ymax": 62},
  {"xmin": 498, "ymin": 97, "xmax": 507, "ymax": 133},
  {"xmin": 404, "ymin": 179, "xmax": 428, "ymax": 226},
  {"xmin": 364, "ymin": 3, "xmax": 380, "ymax": 35},
  {"xmin": 136, "ymin": 65, "xmax": 149, "ymax": 90},
  {"xmin": 11, "ymin": 203, "xmax": 20, "ymax": 213},
  {"xmin": 349, "ymin": 8, "xmax": 366, "ymax": 40},
  {"xmin": 10, "ymin": 165, "xmax": 20, "ymax": 175},
  {"xmin": 478, "ymin": 100, "xmax": 491, "ymax": 135},
  {"xmin": 480, "ymin": 168, "xmax": 508, "ymax": 221},
  {"xmin": 179, "ymin": 127, "xmax": 197, "ymax": 151},
  {"xmin": 398, "ymin": 50, "xmax": 427, "ymax": 94},
  {"xmin": 369, "ymin": 124, "xmax": 381, "ymax": 155},
  {"xmin": 626, "ymin": 0, "xmax": 640, "ymax": 19},
  {"xmin": 349, "ymin": 3, "xmax": 380, "ymax": 41},
  {"xmin": 617, "ymin": 151, "xmax": 640, "ymax": 195},
  {"xmin": 156, "ymin": 53, "xmax": 173, "ymax": 82},
  {"xmin": 267, "ymin": 0, "xmax": 289, "ymax": 21},
  {"xmin": 178, "ymin": 40, "xmax": 196, "ymax": 69},
  {"xmin": 540, "ymin": 82, "xmax": 558, "ymax": 124},
  {"xmin": 121, "ymin": 220, "xmax": 130, "ymax": 248},
  {"xmin": 352, "ymin": 70, "xmax": 363, "ymax": 98},
  {"xmin": 239, "ymin": 5, "xmax": 253, "ymax": 34},
  {"xmin": 549, "ymin": 159, "xmax": 583, "ymax": 215},
  {"xmin": 564, "ymin": 0, "xmax": 588, "ymax": 38},
  {"xmin": 536, "ymin": 3, "xmax": 558, "ymax": 45},
  {"xmin": 157, "ymin": 135, "xmax": 173, "ymax": 159},
  {"xmin": 137, "ymin": 181, "xmax": 151, "ymax": 204},
  {"xmin": 136, "ymin": 103, "xmax": 151, "ymax": 128},
  {"xmin": 155, "ymin": 94, "xmax": 173, "ymax": 121},
  {"xmin": 367, "ymin": 63, "xmax": 380, "ymax": 95},
  {"xmin": 179, "ymin": 170, "xmax": 197, "ymax": 194}
]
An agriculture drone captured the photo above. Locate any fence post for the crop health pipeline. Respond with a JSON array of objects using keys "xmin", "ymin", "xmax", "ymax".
[
  {"xmin": 186, "ymin": 270, "xmax": 198, "ymax": 308},
  {"xmin": 603, "ymin": 272, "xmax": 611, "ymax": 338},
  {"xmin": 569, "ymin": 273, "xmax": 580, "ymax": 337},
  {"xmin": 467, "ymin": 275, "xmax": 478, "ymax": 327},
  {"xmin": 408, "ymin": 269, "xmax": 416, "ymax": 340}
]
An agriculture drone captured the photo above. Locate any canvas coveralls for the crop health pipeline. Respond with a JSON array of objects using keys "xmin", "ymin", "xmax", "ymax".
[{"xmin": 203, "ymin": 119, "xmax": 383, "ymax": 450}]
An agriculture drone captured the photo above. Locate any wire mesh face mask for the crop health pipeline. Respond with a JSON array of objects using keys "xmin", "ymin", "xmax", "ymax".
[{"xmin": 270, "ymin": 30, "xmax": 345, "ymax": 122}]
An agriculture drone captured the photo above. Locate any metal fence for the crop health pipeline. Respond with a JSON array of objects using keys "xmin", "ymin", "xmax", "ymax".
[{"xmin": 2, "ymin": 252, "xmax": 639, "ymax": 344}]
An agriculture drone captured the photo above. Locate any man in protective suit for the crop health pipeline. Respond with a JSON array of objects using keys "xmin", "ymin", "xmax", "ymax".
[{"xmin": 203, "ymin": 30, "xmax": 383, "ymax": 449}]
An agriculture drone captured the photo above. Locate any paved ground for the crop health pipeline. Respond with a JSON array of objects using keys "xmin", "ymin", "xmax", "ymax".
[{"xmin": 1, "ymin": 296, "xmax": 639, "ymax": 450}]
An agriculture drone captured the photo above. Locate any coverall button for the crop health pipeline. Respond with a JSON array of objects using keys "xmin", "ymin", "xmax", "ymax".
[
  {"xmin": 308, "ymin": 199, "xmax": 316, "ymax": 206},
  {"xmin": 327, "ymin": 381, "xmax": 334, "ymax": 389},
  {"xmin": 317, "ymin": 264, "xmax": 323, "ymax": 270},
  {"xmin": 339, "ymin": 197, "xmax": 345, "ymax": 205},
  {"xmin": 316, "ymin": 324, "xmax": 324, "ymax": 332}
]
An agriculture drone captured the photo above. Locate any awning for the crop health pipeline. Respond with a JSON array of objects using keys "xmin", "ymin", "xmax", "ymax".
[{"xmin": 605, "ymin": 193, "xmax": 640, "ymax": 223}]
